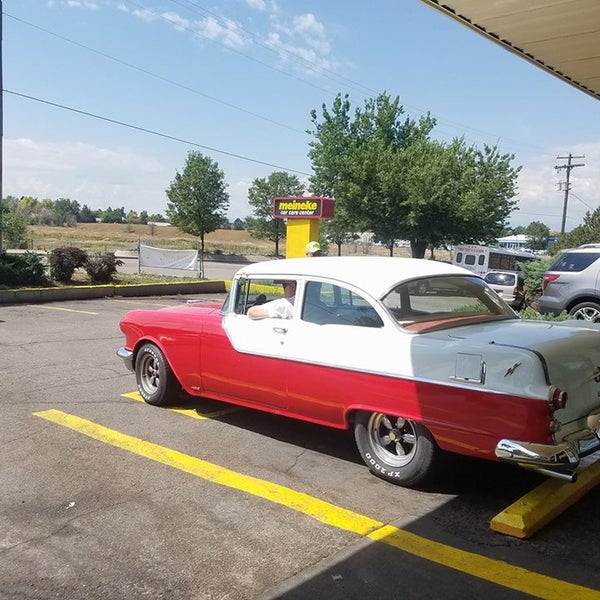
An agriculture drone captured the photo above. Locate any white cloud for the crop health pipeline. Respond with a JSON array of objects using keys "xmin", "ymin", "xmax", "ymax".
[
  {"xmin": 162, "ymin": 11, "xmax": 190, "ymax": 33},
  {"xmin": 292, "ymin": 13, "xmax": 324, "ymax": 37},
  {"xmin": 244, "ymin": 0, "xmax": 267, "ymax": 11},
  {"xmin": 66, "ymin": 0, "xmax": 99, "ymax": 9},
  {"xmin": 3, "ymin": 138, "xmax": 254, "ymax": 221},
  {"xmin": 513, "ymin": 142, "xmax": 600, "ymax": 231},
  {"xmin": 4, "ymin": 138, "xmax": 171, "ymax": 214},
  {"xmin": 196, "ymin": 16, "xmax": 247, "ymax": 49},
  {"xmin": 264, "ymin": 12, "xmax": 334, "ymax": 72},
  {"xmin": 132, "ymin": 8, "xmax": 158, "ymax": 23}
]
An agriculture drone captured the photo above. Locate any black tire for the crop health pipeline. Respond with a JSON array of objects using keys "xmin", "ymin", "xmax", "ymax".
[
  {"xmin": 135, "ymin": 343, "xmax": 180, "ymax": 406},
  {"xmin": 354, "ymin": 411, "xmax": 437, "ymax": 487},
  {"xmin": 570, "ymin": 301, "xmax": 600, "ymax": 322}
]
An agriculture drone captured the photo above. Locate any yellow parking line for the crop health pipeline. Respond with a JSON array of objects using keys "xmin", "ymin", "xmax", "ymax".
[
  {"xmin": 28, "ymin": 305, "xmax": 97, "ymax": 315},
  {"xmin": 34, "ymin": 409, "xmax": 377, "ymax": 534},
  {"xmin": 122, "ymin": 390, "xmax": 600, "ymax": 541},
  {"xmin": 33, "ymin": 409, "xmax": 600, "ymax": 599},
  {"xmin": 121, "ymin": 391, "xmax": 241, "ymax": 419}
]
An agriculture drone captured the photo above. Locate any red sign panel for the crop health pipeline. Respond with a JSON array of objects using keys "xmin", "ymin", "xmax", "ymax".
[{"xmin": 273, "ymin": 196, "xmax": 335, "ymax": 219}]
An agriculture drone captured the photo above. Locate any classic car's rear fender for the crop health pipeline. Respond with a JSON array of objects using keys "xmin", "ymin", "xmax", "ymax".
[{"xmin": 282, "ymin": 358, "xmax": 553, "ymax": 461}]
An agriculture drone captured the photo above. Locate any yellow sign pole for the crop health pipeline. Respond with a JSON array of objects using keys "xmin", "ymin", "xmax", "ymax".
[{"xmin": 285, "ymin": 219, "xmax": 321, "ymax": 258}]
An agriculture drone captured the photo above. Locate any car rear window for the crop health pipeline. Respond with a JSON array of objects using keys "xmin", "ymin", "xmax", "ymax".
[
  {"xmin": 549, "ymin": 252, "xmax": 600, "ymax": 272},
  {"xmin": 484, "ymin": 272, "xmax": 516, "ymax": 286}
]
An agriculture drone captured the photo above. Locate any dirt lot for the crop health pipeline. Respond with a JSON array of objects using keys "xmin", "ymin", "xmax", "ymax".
[
  {"xmin": 24, "ymin": 224, "xmax": 439, "ymax": 259},
  {"xmin": 26, "ymin": 224, "xmax": 276, "ymax": 255}
]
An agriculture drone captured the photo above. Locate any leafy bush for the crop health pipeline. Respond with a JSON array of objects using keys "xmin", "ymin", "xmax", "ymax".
[
  {"xmin": 48, "ymin": 246, "xmax": 88, "ymax": 283},
  {"xmin": 84, "ymin": 252, "xmax": 124, "ymax": 284},
  {"xmin": 0, "ymin": 252, "xmax": 48, "ymax": 288},
  {"xmin": 518, "ymin": 258, "xmax": 553, "ymax": 308},
  {"xmin": 519, "ymin": 306, "xmax": 572, "ymax": 321},
  {"xmin": 2, "ymin": 210, "xmax": 29, "ymax": 248}
]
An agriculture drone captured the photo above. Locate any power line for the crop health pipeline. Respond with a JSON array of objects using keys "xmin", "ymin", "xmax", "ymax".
[
  {"xmin": 4, "ymin": 89, "xmax": 313, "ymax": 176},
  {"xmin": 162, "ymin": 0, "xmax": 379, "ymax": 97},
  {"xmin": 4, "ymin": 12, "xmax": 306, "ymax": 135},
  {"xmin": 121, "ymin": 0, "xmax": 338, "ymax": 98},
  {"xmin": 6, "ymin": 10, "xmax": 558, "ymax": 160}
]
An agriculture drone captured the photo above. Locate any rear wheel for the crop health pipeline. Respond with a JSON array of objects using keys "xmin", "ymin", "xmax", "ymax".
[
  {"xmin": 570, "ymin": 301, "xmax": 600, "ymax": 322},
  {"xmin": 354, "ymin": 411, "xmax": 437, "ymax": 487},
  {"xmin": 135, "ymin": 343, "xmax": 180, "ymax": 406}
]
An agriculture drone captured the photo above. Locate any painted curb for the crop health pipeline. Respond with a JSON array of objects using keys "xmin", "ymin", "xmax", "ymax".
[{"xmin": 0, "ymin": 280, "xmax": 228, "ymax": 305}]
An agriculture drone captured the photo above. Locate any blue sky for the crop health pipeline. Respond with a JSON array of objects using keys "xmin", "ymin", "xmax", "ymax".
[{"xmin": 4, "ymin": 0, "xmax": 600, "ymax": 232}]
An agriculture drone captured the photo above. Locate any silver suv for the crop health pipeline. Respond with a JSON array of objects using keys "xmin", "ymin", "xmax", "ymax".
[{"xmin": 537, "ymin": 245, "xmax": 600, "ymax": 320}]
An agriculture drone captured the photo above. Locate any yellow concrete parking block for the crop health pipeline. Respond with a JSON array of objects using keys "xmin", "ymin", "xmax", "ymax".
[{"xmin": 491, "ymin": 459, "xmax": 600, "ymax": 538}]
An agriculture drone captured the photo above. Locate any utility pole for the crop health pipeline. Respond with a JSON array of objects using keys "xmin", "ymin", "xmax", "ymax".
[
  {"xmin": 0, "ymin": 0, "xmax": 3, "ymax": 253},
  {"xmin": 555, "ymin": 153, "xmax": 585, "ymax": 234}
]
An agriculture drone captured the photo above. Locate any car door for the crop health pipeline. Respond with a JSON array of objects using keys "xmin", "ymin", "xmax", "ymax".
[
  {"xmin": 206, "ymin": 277, "xmax": 294, "ymax": 409},
  {"xmin": 282, "ymin": 281, "xmax": 391, "ymax": 423}
]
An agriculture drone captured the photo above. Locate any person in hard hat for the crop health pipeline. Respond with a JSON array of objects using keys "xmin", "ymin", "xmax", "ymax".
[
  {"xmin": 247, "ymin": 280, "xmax": 296, "ymax": 320},
  {"xmin": 305, "ymin": 241, "xmax": 322, "ymax": 257}
]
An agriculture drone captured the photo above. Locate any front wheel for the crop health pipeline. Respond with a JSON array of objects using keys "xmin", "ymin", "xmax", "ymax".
[
  {"xmin": 354, "ymin": 412, "xmax": 438, "ymax": 487},
  {"xmin": 570, "ymin": 301, "xmax": 600, "ymax": 322},
  {"xmin": 135, "ymin": 343, "xmax": 180, "ymax": 406}
]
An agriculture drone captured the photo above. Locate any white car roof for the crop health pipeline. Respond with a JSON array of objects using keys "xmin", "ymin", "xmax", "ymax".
[{"xmin": 234, "ymin": 256, "xmax": 475, "ymax": 299}]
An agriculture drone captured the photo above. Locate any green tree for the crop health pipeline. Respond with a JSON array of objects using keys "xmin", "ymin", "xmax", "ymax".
[
  {"xmin": 102, "ymin": 206, "xmax": 126, "ymax": 223},
  {"xmin": 2, "ymin": 208, "xmax": 28, "ymax": 248},
  {"xmin": 139, "ymin": 210, "xmax": 149, "ymax": 225},
  {"xmin": 246, "ymin": 171, "xmax": 304, "ymax": 256},
  {"xmin": 166, "ymin": 151, "xmax": 229, "ymax": 274},
  {"xmin": 308, "ymin": 92, "xmax": 520, "ymax": 258},
  {"xmin": 524, "ymin": 221, "xmax": 550, "ymax": 251},
  {"xmin": 322, "ymin": 212, "xmax": 359, "ymax": 256},
  {"xmin": 53, "ymin": 198, "xmax": 81, "ymax": 226},
  {"xmin": 79, "ymin": 204, "xmax": 97, "ymax": 223},
  {"xmin": 308, "ymin": 94, "xmax": 365, "ymax": 254},
  {"xmin": 232, "ymin": 218, "xmax": 246, "ymax": 231},
  {"xmin": 551, "ymin": 207, "xmax": 600, "ymax": 252}
]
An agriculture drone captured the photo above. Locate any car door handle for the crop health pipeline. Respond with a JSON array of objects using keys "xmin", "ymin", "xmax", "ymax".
[{"xmin": 272, "ymin": 326, "xmax": 288, "ymax": 334}]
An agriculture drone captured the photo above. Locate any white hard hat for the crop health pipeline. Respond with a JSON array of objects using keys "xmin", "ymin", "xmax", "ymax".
[{"xmin": 305, "ymin": 241, "xmax": 321, "ymax": 254}]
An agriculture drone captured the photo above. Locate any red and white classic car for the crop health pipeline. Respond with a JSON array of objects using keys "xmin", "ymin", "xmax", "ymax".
[{"xmin": 117, "ymin": 256, "xmax": 600, "ymax": 487}]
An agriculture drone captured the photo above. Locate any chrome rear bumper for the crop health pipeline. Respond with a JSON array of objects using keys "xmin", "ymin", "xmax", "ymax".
[{"xmin": 496, "ymin": 416, "xmax": 600, "ymax": 483}]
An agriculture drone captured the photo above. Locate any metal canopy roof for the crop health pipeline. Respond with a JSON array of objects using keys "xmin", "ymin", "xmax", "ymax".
[{"xmin": 421, "ymin": 0, "xmax": 600, "ymax": 102}]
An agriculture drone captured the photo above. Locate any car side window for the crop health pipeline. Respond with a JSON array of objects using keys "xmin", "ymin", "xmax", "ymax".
[
  {"xmin": 550, "ymin": 252, "xmax": 600, "ymax": 272},
  {"xmin": 301, "ymin": 281, "xmax": 383, "ymax": 328},
  {"xmin": 232, "ymin": 278, "xmax": 288, "ymax": 314}
]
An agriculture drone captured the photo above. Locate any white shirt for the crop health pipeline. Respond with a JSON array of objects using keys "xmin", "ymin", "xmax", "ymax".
[{"xmin": 264, "ymin": 296, "xmax": 295, "ymax": 319}]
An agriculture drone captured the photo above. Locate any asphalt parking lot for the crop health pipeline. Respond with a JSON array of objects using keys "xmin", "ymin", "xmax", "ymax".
[{"xmin": 3, "ymin": 294, "xmax": 600, "ymax": 599}]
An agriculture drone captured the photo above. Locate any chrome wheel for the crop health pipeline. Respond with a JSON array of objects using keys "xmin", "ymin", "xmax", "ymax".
[
  {"xmin": 354, "ymin": 411, "xmax": 437, "ymax": 487},
  {"xmin": 367, "ymin": 413, "xmax": 417, "ymax": 467},
  {"xmin": 138, "ymin": 351, "xmax": 161, "ymax": 396},
  {"xmin": 571, "ymin": 302, "xmax": 600, "ymax": 322},
  {"xmin": 134, "ymin": 343, "xmax": 179, "ymax": 406}
]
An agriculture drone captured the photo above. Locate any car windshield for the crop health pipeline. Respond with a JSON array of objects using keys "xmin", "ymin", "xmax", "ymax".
[
  {"xmin": 484, "ymin": 272, "xmax": 517, "ymax": 286},
  {"xmin": 381, "ymin": 275, "xmax": 516, "ymax": 333}
]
